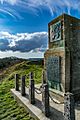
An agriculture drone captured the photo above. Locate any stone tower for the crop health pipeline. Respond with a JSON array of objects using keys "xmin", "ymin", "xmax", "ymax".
[{"xmin": 44, "ymin": 14, "xmax": 80, "ymax": 102}]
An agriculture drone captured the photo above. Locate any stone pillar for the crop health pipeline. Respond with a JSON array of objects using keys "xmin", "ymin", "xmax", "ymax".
[
  {"xmin": 21, "ymin": 75, "xmax": 26, "ymax": 96},
  {"xmin": 29, "ymin": 72, "xmax": 35, "ymax": 104},
  {"xmin": 15, "ymin": 74, "xmax": 19, "ymax": 91},
  {"xmin": 64, "ymin": 92, "xmax": 75, "ymax": 120},
  {"xmin": 42, "ymin": 83, "xmax": 50, "ymax": 117}
]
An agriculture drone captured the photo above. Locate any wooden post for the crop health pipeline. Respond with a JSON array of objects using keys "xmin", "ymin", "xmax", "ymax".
[
  {"xmin": 42, "ymin": 83, "xmax": 50, "ymax": 117},
  {"xmin": 29, "ymin": 72, "xmax": 35, "ymax": 104},
  {"xmin": 64, "ymin": 92, "xmax": 75, "ymax": 120},
  {"xmin": 15, "ymin": 74, "xmax": 19, "ymax": 91},
  {"xmin": 21, "ymin": 75, "xmax": 26, "ymax": 96}
]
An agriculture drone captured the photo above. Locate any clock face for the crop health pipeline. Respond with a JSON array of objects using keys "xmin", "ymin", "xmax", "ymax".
[{"xmin": 50, "ymin": 21, "xmax": 61, "ymax": 42}]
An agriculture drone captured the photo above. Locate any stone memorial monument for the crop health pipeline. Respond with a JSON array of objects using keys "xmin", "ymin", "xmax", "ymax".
[{"xmin": 44, "ymin": 14, "xmax": 80, "ymax": 102}]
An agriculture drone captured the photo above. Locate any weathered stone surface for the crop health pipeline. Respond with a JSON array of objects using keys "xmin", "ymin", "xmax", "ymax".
[
  {"xmin": 44, "ymin": 14, "xmax": 80, "ymax": 101},
  {"xmin": 11, "ymin": 87, "xmax": 64, "ymax": 120},
  {"xmin": 42, "ymin": 84, "xmax": 50, "ymax": 117},
  {"xmin": 64, "ymin": 92, "xmax": 75, "ymax": 120},
  {"xmin": 64, "ymin": 14, "xmax": 80, "ymax": 95},
  {"xmin": 46, "ymin": 56, "xmax": 61, "ymax": 90}
]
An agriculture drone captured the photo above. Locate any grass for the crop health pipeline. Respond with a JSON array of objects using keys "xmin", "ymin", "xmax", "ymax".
[{"xmin": 0, "ymin": 60, "xmax": 43, "ymax": 120}]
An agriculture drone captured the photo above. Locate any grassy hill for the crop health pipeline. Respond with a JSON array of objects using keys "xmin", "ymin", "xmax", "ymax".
[{"xmin": 0, "ymin": 58, "xmax": 43, "ymax": 120}]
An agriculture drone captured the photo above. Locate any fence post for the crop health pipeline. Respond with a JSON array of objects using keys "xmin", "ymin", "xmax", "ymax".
[
  {"xmin": 15, "ymin": 74, "xmax": 19, "ymax": 91},
  {"xmin": 29, "ymin": 72, "xmax": 35, "ymax": 104},
  {"xmin": 42, "ymin": 83, "xmax": 50, "ymax": 117},
  {"xmin": 64, "ymin": 92, "xmax": 75, "ymax": 120},
  {"xmin": 21, "ymin": 75, "xmax": 26, "ymax": 96},
  {"xmin": 42, "ymin": 70, "xmax": 46, "ymax": 84}
]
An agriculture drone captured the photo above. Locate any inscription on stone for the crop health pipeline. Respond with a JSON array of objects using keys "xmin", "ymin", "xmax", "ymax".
[
  {"xmin": 46, "ymin": 56, "xmax": 61, "ymax": 90},
  {"xmin": 50, "ymin": 21, "xmax": 61, "ymax": 42}
]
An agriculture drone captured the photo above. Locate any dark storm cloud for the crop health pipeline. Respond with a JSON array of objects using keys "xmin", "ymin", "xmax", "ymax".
[{"xmin": 0, "ymin": 31, "xmax": 48, "ymax": 52}]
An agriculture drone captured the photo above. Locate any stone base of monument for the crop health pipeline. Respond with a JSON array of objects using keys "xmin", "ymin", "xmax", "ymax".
[
  {"xmin": 49, "ymin": 88, "xmax": 64, "ymax": 103},
  {"xmin": 11, "ymin": 85, "xmax": 80, "ymax": 120}
]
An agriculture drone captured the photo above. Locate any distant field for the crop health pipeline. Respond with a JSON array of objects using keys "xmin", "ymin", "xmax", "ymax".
[{"xmin": 0, "ymin": 58, "xmax": 43, "ymax": 120}]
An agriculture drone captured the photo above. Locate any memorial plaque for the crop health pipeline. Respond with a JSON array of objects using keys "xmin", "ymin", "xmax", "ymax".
[
  {"xmin": 46, "ymin": 56, "xmax": 61, "ymax": 90},
  {"xmin": 50, "ymin": 21, "xmax": 61, "ymax": 42}
]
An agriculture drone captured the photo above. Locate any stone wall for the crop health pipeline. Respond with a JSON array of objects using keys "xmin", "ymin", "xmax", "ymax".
[{"xmin": 64, "ymin": 14, "xmax": 80, "ymax": 98}]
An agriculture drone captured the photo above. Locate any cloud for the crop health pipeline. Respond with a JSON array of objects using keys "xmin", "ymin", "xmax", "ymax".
[
  {"xmin": 0, "ymin": 7, "xmax": 23, "ymax": 20},
  {"xmin": 0, "ymin": 31, "xmax": 48, "ymax": 52},
  {"xmin": 0, "ymin": 0, "xmax": 17, "ymax": 5},
  {"xmin": 0, "ymin": 50, "xmax": 44, "ymax": 59},
  {"xmin": 28, "ymin": 0, "xmax": 80, "ymax": 16},
  {"xmin": 0, "ymin": 0, "xmax": 79, "ymax": 19}
]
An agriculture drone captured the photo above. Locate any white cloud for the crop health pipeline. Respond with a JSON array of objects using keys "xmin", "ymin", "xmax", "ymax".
[
  {"xmin": 0, "ymin": 50, "xmax": 44, "ymax": 59},
  {"xmin": 0, "ymin": 0, "xmax": 17, "ymax": 5},
  {"xmin": 0, "ymin": 31, "xmax": 48, "ymax": 52},
  {"xmin": 26, "ymin": 0, "xmax": 80, "ymax": 16},
  {"xmin": 0, "ymin": 8, "xmax": 16, "ymax": 20},
  {"xmin": 0, "ymin": 0, "xmax": 79, "ymax": 17},
  {"xmin": 0, "ymin": 7, "xmax": 23, "ymax": 20}
]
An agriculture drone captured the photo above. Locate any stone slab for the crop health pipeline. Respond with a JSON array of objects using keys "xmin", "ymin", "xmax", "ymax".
[
  {"xmin": 11, "ymin": 86, "xmax": 80, "ymax": 120},
  {"xmin": 11, "ymin": 87, "xmax": 64, "ymax": 120}
]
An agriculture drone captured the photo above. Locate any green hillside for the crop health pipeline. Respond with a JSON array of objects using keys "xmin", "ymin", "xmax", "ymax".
[{"xmin": 0, "ymin": 59, "xmax": 43, "ymax": 120}]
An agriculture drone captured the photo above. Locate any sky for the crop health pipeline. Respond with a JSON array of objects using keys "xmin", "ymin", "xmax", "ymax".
[{"xmin": 0, "ymin": 0, "xmax": 80, "ymax": 59}]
